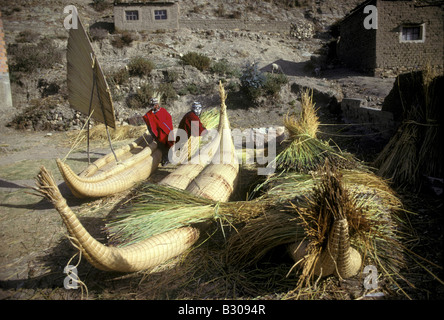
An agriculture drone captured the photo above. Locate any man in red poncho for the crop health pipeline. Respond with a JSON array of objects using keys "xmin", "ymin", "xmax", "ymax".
[
  {"xmin": 178, "ymin": 101, "xmax": 206, "ymax": 139},
  {"xmin": 143, "ymin": 97, "xmax": 174, "ymax": 165}
]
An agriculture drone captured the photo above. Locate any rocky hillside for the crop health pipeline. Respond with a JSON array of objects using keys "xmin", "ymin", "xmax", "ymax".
[{"xmin": 1, "ymin": 0, "xmax": 365, "ymax": 131}]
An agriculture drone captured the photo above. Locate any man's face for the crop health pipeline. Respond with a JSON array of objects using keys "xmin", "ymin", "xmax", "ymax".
[{"xmin": 152, "ymin": 103, "xmax": 160, "ymax": 111}]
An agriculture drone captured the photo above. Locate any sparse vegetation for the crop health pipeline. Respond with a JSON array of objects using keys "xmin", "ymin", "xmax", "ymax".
[
  {"xmin": 210, "ymin": 59, "xmax": 240, "ymax": 77},
  {"xmin": 126, "ymin": 83, "xmax": 156, "ymax": 109},
  {"xmin": 15, "ymin": 30, "xmax": 40, "ymax": 43},
  {"xmin": 127, "ymin": 57, "xmax": 155, "ymax": 77},
  {"xmin": 109, "ymin": 67, "xmax": 130, "ymax": 86},
  {"xmin": 111, "ymin": 31, "xmax": 136, "ymax": 48},
  {"xmin": 89, "ymin": 27, "xmax": 108, "ymax": 42},
  {"xmin": 180, "ymin": 52, "xmax": 211, "ymax": 71},
  {"xmin": 8, "ymin": 38, "xmax": 62, "ymax": 73},
  {"xmin": 263, "ymin": 73, "xmax": 289, "ymax": 98}
]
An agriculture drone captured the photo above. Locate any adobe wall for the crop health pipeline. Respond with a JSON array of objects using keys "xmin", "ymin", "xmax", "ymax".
[
  {"xmin": 179, "ymin": 19, "xmax": 292, "ymax": 34},
  {"xmin": 0, "ymin": 11, "xmax": 13, "ymax": 121},
  {"xmin": 337, "ymin": 0, "xmax": 377, "ymax": 73},
  {"xmin": 375, "ymin": 1, "xmax": 444, "ymax": 76}
]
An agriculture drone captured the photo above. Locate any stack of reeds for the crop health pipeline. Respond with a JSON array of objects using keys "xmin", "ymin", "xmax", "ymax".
[
  {"xmin": 273, "ymin": 89, "xmax": 359, "ymax": 173},
  {"xmin": 105, "ymin": 183, "xmax": 270, "ymax": 246},
  {"xmin": 226, "ymin": 161, "xmax": 406, "ymax": 288},
  {"xmin": 374, "ymin": 68, "xmax": 443, "ymax": 189}
]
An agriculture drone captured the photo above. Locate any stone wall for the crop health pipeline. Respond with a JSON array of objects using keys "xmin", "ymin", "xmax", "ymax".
[
  {"xmin": 375, "ymin": 1, "xmax": 444, "ymax": 75},
  {"xmin": 179, "ymin": 19, "xmax": 292, "ymax": 34},
  {"xmin": 341, "ymin": 98, "xmax": 395, "ymax": 139}
]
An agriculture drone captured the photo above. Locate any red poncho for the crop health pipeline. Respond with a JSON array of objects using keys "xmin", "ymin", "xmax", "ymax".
[
  {"xmin": 143, "ymin": 108, "xmax": 174, "ymax": 148},
  {"xmin": 178, "ymin": 111, "xmax": 206, "ymax": 138}
]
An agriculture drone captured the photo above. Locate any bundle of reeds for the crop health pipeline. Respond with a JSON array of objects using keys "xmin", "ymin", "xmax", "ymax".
[
  {"xmin": 374, "ymin": 69, "xmax": 443, "ymax": 189},
  {"xmin": 273, "ymin": 89, "xmax": 358, "ymax": 173},
  {"xmin": 226, "ymin": 161, "xmax": 406, "ymax": 288},
  {"xmin": 200, "ymin": 108, "xmax": 220, "ymax": 130},
  {"xmin": 66, "ymin": 124, "xmax": 147, "ymax": 144},
  {"xmin": 105, "ymin": 183, "xmax": 271, "ymax": 246},
  {"xmin": 169, "ymin": 107, "xmax": 220, "ymax": 165}
]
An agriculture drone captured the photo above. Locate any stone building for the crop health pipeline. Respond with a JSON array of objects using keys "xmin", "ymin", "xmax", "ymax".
[
  {"xmin": 337, "ymin": 0, "xmax": 443, "ymax": 76},
  {"xmin": 114, "ymin": 0, "xmax": 180, "ymax": 32}
]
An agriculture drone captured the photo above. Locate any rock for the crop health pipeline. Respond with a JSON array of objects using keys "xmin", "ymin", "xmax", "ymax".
[{"xmin": 290, "ymin": 21, "xmax": 314, "ymax": 40}]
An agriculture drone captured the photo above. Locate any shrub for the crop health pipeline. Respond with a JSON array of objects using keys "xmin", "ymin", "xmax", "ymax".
[
  {"xmin": 112, "ymin": 31, "xmax": 135, "ymax": 48},
  {"xmin": 157, "ymin": 83, "xmax": 178, "ymax": 104},
  {"xmin": 92, "ymin": 0, "xmax": 109, "ymax": 12},
  {"xmin": 263, "ymin": 73, "xmax": 288, "ymax": 98},
  {"xmin": 127, "ymin": 57, "xmax": 155, "ymax": 77},
  {"xmin": 15, "ymin": 30, "xmax": 40, "ymax": 43},
  {"xmin": 126, "ymin": 83, "xmax": 156, "ymax": 109},
  {"xmin": 240, "ymin": 62, "xmax": 266, "ymax": 89},
  {"xmin": 181, "ymin": 52, "xmax": 211, "ymax": 71},
  {"xmin": 178, "ymin": 83, "xmax": 201, "ymax": 96},
  {"xmin": 9, "ymin": 38, "xmax": 62, "ymax": 73},
  {"xmin": 240, "ymin": 62, "xmax": 266, "ymax": 101},
  {"xmin": 210, "ymin": 59, "xmax": 240, "ymax": 77},
  {"xmin": 164, "ymin": 69, "xmax": 180, "ymax": 83},
  {"xmin": 89, "ymin": 27, "xmax": 108, "ymax": 41},
  {"xmin": 109, "ymin": 67, "xmax": 130, "ymax": 85}
]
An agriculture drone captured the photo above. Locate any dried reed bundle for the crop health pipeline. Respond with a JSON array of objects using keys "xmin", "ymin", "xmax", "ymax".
[
  {"xmin": 173, "ymin": 108, "xmax": 221, "ymax": 164},
  {"xmin": 227, "ymin": 161, "xmax": 405, "ymax": 288},
  {"xmin": 374, "ymin": 115, "xmax": 420, "ymax": 188},
  {"xmin": 226, "ymin": 212, "xmax": 304, "ymax": 267},
  {"xmin": 253, "ymin": 168, "xmax": 401, "ymax": 210},
  {"xmin": 374, "ymin": 69, "xmax": 443, "ymax": 189},
  {"xmin": 274, "ymin": 89, "xmax": 358, "ymax": 173},
  {"xmin": 105, "ymin": 183, "xmax": 270, "ymax": 246},
  {"xmin": 66, "ymin": 124, "xmax": 147, "ymax": 144}
]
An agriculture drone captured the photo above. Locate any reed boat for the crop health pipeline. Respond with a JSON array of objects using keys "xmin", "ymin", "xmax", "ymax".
[
  {"xmin": 34, "ymin": 82, "xmax": 240, "ymax": 272},
  {"xmin": 57, "ymin": 14, "xmax": 161, "ymax": 198}
]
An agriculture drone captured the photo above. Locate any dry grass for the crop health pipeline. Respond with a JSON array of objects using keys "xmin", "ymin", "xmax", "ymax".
[
  {"xmin": 374, "ymin": 66, "xmax": 443, "ymax": 189},
  {"xmin": 226, "ymin": 161, "xmax": 407, "ymax": 294},
  {"xmin": 274, "ymin": 89, "xmax": 360, "ymax": 173},
  {"xmin": 105, "ymin": 183, "xmax": 270, "ymax": 246}
]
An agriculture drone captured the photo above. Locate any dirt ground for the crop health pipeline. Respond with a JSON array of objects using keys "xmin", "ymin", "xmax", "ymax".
[{"xmin": 1, "ymin": 81, "xmax": 443, "ymax": 302}]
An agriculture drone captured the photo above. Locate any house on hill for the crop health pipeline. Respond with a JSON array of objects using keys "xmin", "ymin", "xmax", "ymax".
[
  {"xmin": 113, "ymin": 0, "xmax": 180, "ymax": 32},
  {"xmin": 337, "ymin": 0, "xmax": 443, "ymax": 76}
]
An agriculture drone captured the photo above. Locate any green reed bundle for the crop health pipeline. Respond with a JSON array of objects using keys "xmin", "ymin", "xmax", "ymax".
[
  {"xmin": 227, "ymin": 162, "xmax": 406, "ymax": 286},
  {"xmin": 200, "ymin": 108, "xmax": 220, "ymax": 130},
  {"xmin": 105, "ymin": 183, "xmax": 270, "ymax": 246},
  {"xmin": 273, "ymin": 89, "xmax": 358, "ymax": 173}
]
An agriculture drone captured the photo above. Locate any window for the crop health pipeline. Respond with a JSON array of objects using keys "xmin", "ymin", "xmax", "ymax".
[
  {"xmin": 154, "ymin": 10, "xmax": 167, "ymax": 20},
  {"xmin": 125, "ymin": 10, "xmax": 139, "ymax": 21},
  {"xmin": 400, "ymin": 24, "xmax": 425, "ymax": 42}
]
